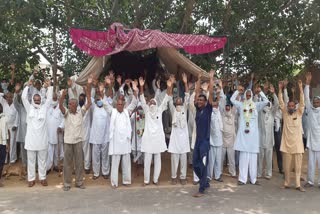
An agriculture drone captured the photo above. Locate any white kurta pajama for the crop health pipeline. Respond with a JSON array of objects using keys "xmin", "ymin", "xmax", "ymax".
[
  {"xmin": 89, "ymin": 103, "xmax": 111, "ymax": 177},
  {"xmin": 104, "ymin": 96, "xmax": 137, "ymax": 187},
  {"xmin": 131, "ymin": 103, "xmax": 145, "ymax": 164},
  {"xmin": 257, "ymin": 94, "xmax": 279, "ymax": 178},
  {"xmin": 0, "ymin": 94, "xmax": 18, "ymax": 163},
  {"xmin": 168, "ymin": 93, "xmax": 190, "ymax": 180},
  {"xmin": 140, "ymin": 94, "xmax": 169, "ymax": 184},
  {"xmin": 22, "ymin": 85, "xmax": 53, "ymax": 182},
  {"xmin": 208, "ymin": 107, "xmax": 223, "ymax": 180},
  {"xmin": 231, "ymin": 90, "xmax": 269, "ymax": 184},
  {"xmin": 220, "ymin": 92, "xmax": 237, "ymax": 177},
  {"xmin": 46, "ymin": 104, "xmax": 64, "ymax": 171},
  {"xmin": 305, "ymin": 85, "xmax": 320, "ymax": 186}
]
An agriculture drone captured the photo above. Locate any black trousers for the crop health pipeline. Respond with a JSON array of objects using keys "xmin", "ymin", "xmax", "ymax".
[
  {"xmin": 0, "ymin": 145, "xmax": 6, "ymax": 179},
  {"xmin": 274, "ymin": 130, "xmax": 283, "ymax": 172}
]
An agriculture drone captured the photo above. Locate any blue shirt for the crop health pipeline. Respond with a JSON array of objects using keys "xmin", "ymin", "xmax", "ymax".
[{"xmin": 195, "ymin": 102, "xmax": 212, "ymax": 141}]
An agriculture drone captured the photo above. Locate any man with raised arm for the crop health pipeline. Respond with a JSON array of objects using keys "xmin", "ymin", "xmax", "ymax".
[
  {"xmin": 59, "ymin": 77, "xmax": 92, "ymax": 191},
  {"xmin": 230, "ymin": 84, "xmax": 269, "ymax": 186},
  {"xmin": 278, "ymin": 79, "xmax": 305, "ymax": 192},
  {"xmin": 192, "ymin": 70, "xmax": 214, "ymax": 197}
]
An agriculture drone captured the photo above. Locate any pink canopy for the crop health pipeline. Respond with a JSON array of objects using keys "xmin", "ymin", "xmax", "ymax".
[{"xmin": 70, "ymin": 23, "xmax": 227, "ymax": 56}]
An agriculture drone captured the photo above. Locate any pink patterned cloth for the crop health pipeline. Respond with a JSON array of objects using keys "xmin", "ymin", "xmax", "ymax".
[{"xmin": 70, "ymin": 23, "xmax": 227, "ymax": 56}]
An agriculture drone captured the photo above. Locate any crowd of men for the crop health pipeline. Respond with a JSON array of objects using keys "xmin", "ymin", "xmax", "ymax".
[{"xmin": 0, "ymin": 65, "xmax": 319, "ymax": 198}]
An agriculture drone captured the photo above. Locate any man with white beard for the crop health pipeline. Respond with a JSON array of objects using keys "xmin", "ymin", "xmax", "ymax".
[
  {"xmin": 21, "ymin": 79, "xmax": 53, "ymax": 187},
  {"xmin": 89, "ymin": 83, "xmax": 111, "ymax": 180},
  {"xmin": 46, "ymin": 93, "xmax": 64, "ymax": 173},
  {"xmin": 257, "ymin": 85, "xmax": 279, "ymax": 180},
  {"xmin": 168, "ymin": 73, "xmax": 190, "ymax": 185},
  {"xmin": 139, "ymin": 77, "xmax": 171, "ymax": 186},
  {"xmin": 303, "ymin": 72, "xmax": 320, "ymax": 188},
  {"xmin": 0, "ymin": 92, "xmax": 18, "ymax": 164},
  {"xmin": 231, "ymin": 85, "xmax": 269, "ymax": 186},
  {"xmin": 102, "ymin": 77, "xmax": 138, "ymax": 188}
]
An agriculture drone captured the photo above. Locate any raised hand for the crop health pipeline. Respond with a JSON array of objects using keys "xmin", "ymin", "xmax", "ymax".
[
  {"xmin": 201, "ymin": 82, "xmax": 209, "ymax": 91},
  {"xmin": 169, "ymin": 74, "xmax": 176, "ymax": 84},
  {"xmin": 156, "ymin": 79, "xmax": 160, "ymax": 89},
  {"xmin": 116, "ymin": 75, "xmax": 122, "ymax": 85},
  {"xmin": 67, "ymin": 78, "xmax": 72, "ymax": 87},
  {"xmin": 62, "ymin": 89, "xmax": 67, "ymax": 97},
  {"xmin": 306, "ymin": 72, "xmax": 312, "ymax": 85},
  {"xmin": 139, "ymin": 77, "xmax": 145, "ymax": 87},
  {"xmin": 283, "ymin": 79, "xmax": 288, "ymax": 88},
  {"xmin": 98, "ymin": 82, "xmax": 105, "ymax": 94},
  {"xmin": 15, "ymin": 83, "xmax": 21, "ymax": 92},
  {"xmin": 105, "ymin": 75, "xmax": 111, "ymax": 85},
  {"xmin": 167, "ymin": 79, "xmax": 172, "ymax": 88},
  {"xmin": 209, "ymin": 69, "xmax": 215, "ymax": 79},
  {"xmin": 88, "ymin": 75, "xmax": 93, "ymax": 85},
  {"xmin": 132, "ymin": 79, "xmax": 138, "ymax": 91},
  {"xmin": 125, "ymin": 79, "xmax": 132, "ymax": 86},
  {"xmin": 298, "ymin": 79, "xmax": 303, "ymax": 89},
  {"xmin": 182, "ymin": 72, "xmax": 188, "ymax": 84},
  {"xmin": 269, "ymin": 84, "xmax": 275, "ymax": 94},
  {"xmin": 278, "ymin": 81, "xmax": 284, "ymax": 91},
  {"xmin": 237, "ymin": 85, "xmax": 244, "ymax": 94}
]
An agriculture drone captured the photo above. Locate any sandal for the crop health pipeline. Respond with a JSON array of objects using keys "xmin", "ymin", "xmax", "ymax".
[
  {"xmin": 28, "ymin": 180, "xmax": 35, "ymax": 187},
  {"xmin": 63, "ymin": 186, "xmax": 71, "ymax": 191},
  {"xmin": 40, "ymin": 179, "xmax": 48, "ymax": 186}
]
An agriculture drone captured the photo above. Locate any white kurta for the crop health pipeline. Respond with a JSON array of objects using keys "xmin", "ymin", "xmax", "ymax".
[
  {"xmin": 89, "ymin": 104, "xmax": 110, "ymax": 145},
  {"xmin": 13, "ymin": 92, "xmax": 27, "ymax": 142},
  {"xmin": 305, "ymin": 85, "xmax": 320, "ymax": 151},
  {"xmin": 210, "ymin": 108, "xmax": 223, "ymax": 147},
  {"xmin": 168, "ymin": 93, "xmax": 190, "ymax": 154},
  {"xmin": 0, "ymin": 94, "xmax": 18, "ymax": 129},
  {"xmin": 22, "ymin": 86, "xmax": 53, "ymax": 151},
  {"xmin": 47, "ymin": 104, "xmax": 64, "ymax": 144},
  {"xmin": 230, "ymin": 90, "xmax": 269, "ymax": 153},
  {"xmin": 103, "ymin": 96, "xmax": 137, "ymax": 155},
  {"xmin": 258, "ymin": 94, "xmax": 279, "ymax": 149},
  {"xmin": 140, "ymin": 94, "xmax": 168, "ymax": 154}
]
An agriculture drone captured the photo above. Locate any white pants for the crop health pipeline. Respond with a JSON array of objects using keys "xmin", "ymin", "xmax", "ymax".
[
  {"xmin": 258, "ymin": 148, "xmax": 273, "ymax": 178},
  {"xmin": 221, "ymin": 147, "xmax": 236, "ymax": 176},
  {"xmin": 9, "ymin": 129, "xmax": 17, "ymax": 163},
  {"xmin": 111, "ymin": 154, "xmax": 131, "ymax": 187},
  {"xmin": 47, "ymin": 143, "xmax": 64, "ymax": 171},
  {"xmin": 144, "ymin": 153, "xmax": 161, "ymax": 184},
  {"xmin": 92, "ymin": 143, "xmax": 110, "ymax": 177},
  {"xmin": 27, "ymin": 150, "xmax": 47, "ymax": 181},
  {"xmin": 307, "ymin": 150, "xmax": 320, "ymax": 185},
  {"xmin": 239, "ymin": 151, "xmax": 257, "ymax": 184},
  {"xmin": 207, "ymin": 146, "xmax": 222, "ymax": 180},
  {"xmin": 82, "ymin": 140, "xmax": 91, "ymax": 170},
  {"xmin": 171, "ymin": 153, "xmax": 187, "ymax": 179}
]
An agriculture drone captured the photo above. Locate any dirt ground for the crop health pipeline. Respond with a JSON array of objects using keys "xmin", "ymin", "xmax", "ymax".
[{"xmin": 1, "ymin": 150, "xmax": 311, "ymax": 189}]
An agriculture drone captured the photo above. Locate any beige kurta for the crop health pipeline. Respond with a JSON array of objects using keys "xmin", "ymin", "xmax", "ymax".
[{"xmin": 279, "ymin": 91, "xmax": 304, "ymax": 154}]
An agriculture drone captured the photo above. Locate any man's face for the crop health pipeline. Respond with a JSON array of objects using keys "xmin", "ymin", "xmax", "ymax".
[
  {"xmin": 149, "ymin": 99, "xmax": 156, "ymax": 106},
  {"xmin": 197, "ymin": 96, "xmax": 206, "ymax": 108},
  {"xmin": 287, "ymin": 101, "xmax": 295, "ymax": 112},
  {"xmin": 79, "ymin": 95, "xmax": 86, "ymax": 103},
  {"xmin": 68, "ymin": 100, "xmax": 78, "ymax": 113},
  {"xmin": 5, "ymin": 93, "xmax": 13, "ymax": 105},
  {"xmin": 175, "ymin": 98, "xmax": 183, "ymax": 106},
  {"xmin": 33, "ymin": 95, "xmax": 41, "ymax": 105},
  {"xmin": 313, "ymin": 99, "xmax": 320, "ymax": 108},
  {"xmin": 116, "ymin": 99, "xmax": 125, "ymax": 112},
  {"xmin": 246, "ymin": 91, "xmax": 252, "ymax": 100},
  {"xmin": 212, "ymin": 101, "xmax": 219, "ymax": 109},
  {"xmin": 225, "ymin": 105, "xmax": 231, "ymax": 112}
]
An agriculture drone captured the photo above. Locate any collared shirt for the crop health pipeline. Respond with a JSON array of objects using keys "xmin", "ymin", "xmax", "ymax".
[{"xmin": 64, "ymin": 106, "xmax": 87, "ymax": 144}]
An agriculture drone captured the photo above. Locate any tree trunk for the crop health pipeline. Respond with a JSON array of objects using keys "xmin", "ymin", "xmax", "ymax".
[
  {"xmin": 52, "ymin": 25, "xmax": 58, "ymax": 92},
  {"xmin": 179, "ymin": 0, "xmax": 197, "ymax": 33}
]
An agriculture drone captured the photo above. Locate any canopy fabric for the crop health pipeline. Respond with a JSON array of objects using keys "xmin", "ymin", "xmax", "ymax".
[
  {"xmin": 75, "ymin": 48, "xmax": 209, "ymax": 86},
  {"xmin": 70, "ymin": 23, "xmax": 227, "ymax": 57}
]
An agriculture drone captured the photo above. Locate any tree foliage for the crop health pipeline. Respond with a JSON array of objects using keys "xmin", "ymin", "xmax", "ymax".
[{"xmin": 0, "ymin": 0, "xmax": 318, "ymax": 84}]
